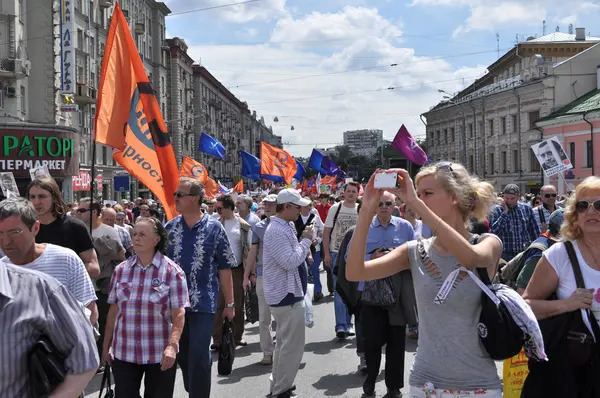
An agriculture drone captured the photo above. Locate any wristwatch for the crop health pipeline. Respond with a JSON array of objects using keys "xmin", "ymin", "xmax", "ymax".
[{"xmin": 225, "ymin": 302, "xmax": 235, "ymax": 308}]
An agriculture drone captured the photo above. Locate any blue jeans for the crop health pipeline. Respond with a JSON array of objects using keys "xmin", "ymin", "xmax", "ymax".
[
  {"xmin": 311, "ymin": 250, "xmax": 322, "ymax": 294},
  {"xmin": 178, "ymin": 311, "xmax": 214, "ymax": 398},
  {"xmin": 331, "ymin": 252, "xmax": 352, "ymax": 332}
]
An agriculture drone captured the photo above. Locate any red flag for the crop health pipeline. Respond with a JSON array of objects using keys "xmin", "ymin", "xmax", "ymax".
[
  {"xmin": 179, "ymin": 157, "xmax": 208, "ymax": 184},
  {"xmin": 94, "ymin": 3, "xmax": 178, "ymax": 219},
  {"xmin": 203, "ymin": 177, "xmax": 220, "ymax": 199},
  {"xmin": 233, "ymin": 180, "xmax": 244, "ymax": 193}
]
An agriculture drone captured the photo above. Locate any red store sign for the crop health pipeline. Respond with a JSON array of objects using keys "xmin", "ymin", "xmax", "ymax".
[{"xmin": 72, "ymin": 171, "xmax": 103, "ymax": 192}]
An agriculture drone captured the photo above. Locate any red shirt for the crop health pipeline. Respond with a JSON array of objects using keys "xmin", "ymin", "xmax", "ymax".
[{"xmin": 314, "ymin": 203, "xmax": 332, "ymax": 223}]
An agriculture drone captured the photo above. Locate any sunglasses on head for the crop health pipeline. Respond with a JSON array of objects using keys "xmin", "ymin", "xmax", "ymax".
[
  {"xmin": 379, "ymin": 201, "xmax": 393, "ymax": 207},
  {"xmin": 575, "ymin": 200, "xmax": 600, "ymax": 213},
  {"xmin": 544, "ymin": 194, "xmax": 557, "ymax": 199}
]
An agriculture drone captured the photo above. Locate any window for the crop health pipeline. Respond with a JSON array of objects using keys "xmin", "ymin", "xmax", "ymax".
[
  {"xmin": 20, "ymin": 85, "xmax": 25, "ymax": 113},
  {"xmin": 450, "ymin": 127, "xmax": 455, "ymax": 143},
  {"xmin": 530, "ymin": 149, "xmax": 541, "ymax": 171},
  {"xmin": 444, "ymin": 129, "xmax": 448, "ymax": 144},
  {"xmin": 480, "ymin": 153, "xmax": 485, "ymax": 174},
  {"xmin": 161, "ymin": 76, "xmax": 164, "ymax": 93},
  {"xmin": 149, "ymin": 45, "xmax": 152, "ymax": 58},
  {"xmin": 569, "ymin": 142, "xmax": 576, "ymax": 167},
  {"xmin": 512, "ymin": 114, "xmax": 518, "ymax": 133},
  {"xmin": 501, "ymin": 117, "xmax": 506, "ymax": 135},
  {"xmin": 468, "ymin": 123, "xmax": 473, "ymax": 138},
  {"xmin": 585, "ymin": 140, "xmax": 593, "ymax": 168},
  {"xmin": 488, "ymin": 119, "xmax": 494, "ymax": 136},
  {"xmin": 102, "ymin": 146, "xmax": 108, "ymax": 165},
  {"xmin": 513, "ymin": 150, "xmax": 519, "ymax": 172},
  {"xmin": 90, "ymin": 0, "xmax": 94, "ymax": 23},
  {"xmin": 76, "ymin": 0, "xmax": 82, "ymax": 10},
  {"xmin": 489, "ymin": 152, "xmax": 495, "ymax": 174},
  {"xmin": 18, "ymin": 0, "xmax": 23, "ymax": 22},
  {"xmin": 148, "ymin": 18, "xmax": 152, "ymax": 35},
  {"xmin": 501, "ymin": 151, "xmax": 507, "ymax": 172},
  {"xmin": 89, "ymin": 39, "xmax": 95, "ymax": 57},
  {"xmin": 90, "ymin": 71, "xmax": 95, "ymax": 87},
  {"xmin": 180, "ymin": 112, "xmax": 183, "ymax": 127},
  {"xmin": 436, "ymin": 131, "xmax": 440, "ymax": 145},
  {"xmin": 469, "ymin": 155, "xmax": 474, "ymax": 172},
  {"xmin": 529, "ymin": 110, "xmax": 540, "ymax": 129},
  {"xmin": 77, "ymin": 65, "xmax": 84, "ymax": 84}
]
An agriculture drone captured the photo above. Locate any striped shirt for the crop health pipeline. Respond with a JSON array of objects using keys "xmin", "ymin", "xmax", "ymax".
[
  {"xmin": 263, "ymin": 217, "xmax": 311, "ymax": 306},
  {"xmin": 1, "ymin": 243, "xmax": 97, "ymax": 306},
  {"xmin": 115, "ymin": 224, "xmax": 133, "ymax": 250},
  {"xmin": 107, "ymin": 252, "xmax": 190, "ymax": 364},
  {"xmin": 0, "ymin": 262, "xmax": 99, "ymax": 397},
  {"xmin": 489, "ymin": 203, "xmax": 540, "ymax": 253}
]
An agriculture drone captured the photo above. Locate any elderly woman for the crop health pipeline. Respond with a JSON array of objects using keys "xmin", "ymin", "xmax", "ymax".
[
  {"xmin": 523, "ymin": 176, "xmax": 600, "ymax": 397},
  {"xmin": 102, "ymin": 217, "xmax": 190, "ymax": 398}
]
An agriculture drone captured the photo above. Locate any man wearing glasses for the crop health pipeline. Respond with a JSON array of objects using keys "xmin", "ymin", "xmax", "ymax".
[
  {"xmin": 533, "ymin": 185, "xmax": 562, "ymax": 233},
  {"xmin": 165, "ymin": 177, "xmax": 236, "ymax": 397}
]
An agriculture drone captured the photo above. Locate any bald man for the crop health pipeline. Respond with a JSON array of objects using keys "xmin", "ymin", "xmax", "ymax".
[{"xmin": 102, "ymin": 208, "xmax": 133, "ymax": 257}]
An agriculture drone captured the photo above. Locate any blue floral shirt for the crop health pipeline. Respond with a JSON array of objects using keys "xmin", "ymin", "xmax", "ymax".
[{"xmin": 165, "ymin": 214, "xmax": 236, "ymax": 313}]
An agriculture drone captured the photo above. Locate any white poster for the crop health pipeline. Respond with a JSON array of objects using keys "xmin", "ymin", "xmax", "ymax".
[
  {"xmin": 531, "ymin": 136, "xmax": 573, "ymax": 177},
  {"xmin": 0, "ymin": 172, "xmax": 19, "ymax": 198},
  {"xmin": 29, "ymin": 165, "xmax": 51, "ymax": 180},
  {"xmin": 60, "ymin": 0, "xmax": 75, "ymax": 94}
]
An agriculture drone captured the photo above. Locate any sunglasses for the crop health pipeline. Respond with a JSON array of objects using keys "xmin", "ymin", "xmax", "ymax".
[
  {"xmin": 575, "ymin": 200, "xmax": 600, "ymax": 213},
  {"xmin": 544, "ymin": 194, "xmax": 557, "ymax": 199},
  {"xmin": 379, "ymin": 201, "xmax": 393, "ymax": 207},
  {"xmin": 174, "ymin": 192, "xmax": 195, "ymax": 198},
  {"xmin": 76, "ymin": 208, "xmax": 90, "ymax": 213}
]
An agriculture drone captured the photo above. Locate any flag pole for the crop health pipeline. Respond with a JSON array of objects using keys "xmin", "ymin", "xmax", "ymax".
[{"xmin": 90, "ymin": 133, "xmax": 96, "ymax": 233}]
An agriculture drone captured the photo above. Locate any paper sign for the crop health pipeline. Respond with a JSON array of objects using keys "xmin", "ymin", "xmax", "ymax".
[
  {"xmin": 345, "ymin": 178, "xmax": 353, "ymax": 183},
  {"xmin": 531, "ymin": 137, "xmax": 573, "ymax": 177},
  {"xmin": 0, "ymin": 172, "xmax": 19, "ymax": 198},
  {"xmin": 29, "ymin": 165, "xmax": 51, "ymax": 180},
  {"xmin": 503, "ymin": 349, "xmax": 529, "ymax": 398}
]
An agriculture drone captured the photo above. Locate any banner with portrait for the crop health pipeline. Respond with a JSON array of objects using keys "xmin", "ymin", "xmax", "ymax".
[{"xmin": 531, "ymin": 137, "xmax": 573, "ymax": 177}]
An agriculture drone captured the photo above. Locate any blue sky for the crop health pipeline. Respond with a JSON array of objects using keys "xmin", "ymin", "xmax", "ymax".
[{"xmin": 162, "ymin": 0, "xmax": 600, "ymax": 157}]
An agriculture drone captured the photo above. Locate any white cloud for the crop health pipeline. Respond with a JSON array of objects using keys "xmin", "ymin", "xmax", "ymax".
[
  {"xmin": 185, "ymin": 7, "xmax": 485, "ymax": 157},
  {"xmin": 165, "ymin": 0, "xmax": 287, "ymax": 23},
  {"xmin": 411, "ymin": 0, "xmax": 600, "ymax": 36}
]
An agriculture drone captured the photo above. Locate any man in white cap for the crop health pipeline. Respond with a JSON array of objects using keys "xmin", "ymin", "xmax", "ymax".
[
  {"xmin": 263, "ymin": 189, "xmax": 314, "ymax": 398},
  {"xmin": 243, "ymin": 194, "xmax": 278, "ymax": 365}
]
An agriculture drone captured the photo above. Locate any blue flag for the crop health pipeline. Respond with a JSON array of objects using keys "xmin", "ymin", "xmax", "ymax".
[
  {"xmin": 198, "ymin": 132, "xmax": 226, "ymax": 160},
  {"xmin": 308, "ymin": 149, "xmax": 344, "ymax": 177},
  {"xmin": 294, "ymin": 159, "xmax": 306, "ymax": 181},
  {"xmin": 240, "ymin": 150, "xmax": 261, "ymax": 180}
]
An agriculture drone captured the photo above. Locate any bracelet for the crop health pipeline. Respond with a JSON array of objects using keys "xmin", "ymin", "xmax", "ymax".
[{"xmin": 432, "ymin": 217, "xmax": 442, "ymax": 236}]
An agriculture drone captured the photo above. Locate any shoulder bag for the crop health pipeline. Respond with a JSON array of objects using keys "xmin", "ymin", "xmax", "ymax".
[
  {"xmin": 360, "ymin": 276, "xmax": 396, "ymax": 308},
  {"xmin": 98, "ymin": 365, "xmax": 115, "ymax": 398},
  {"xmin": 28, "ymin": 335, "xmax": 67, "ymax": 398}
]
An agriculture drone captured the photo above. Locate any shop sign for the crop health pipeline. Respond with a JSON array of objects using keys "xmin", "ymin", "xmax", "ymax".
[
  {"xmin": 60, "ymin": 0, "xmax": 75, "ymax": 94},
  {"xmin": 72, "ymin": 170, "xmax": 91, "ymax": 191},
  {"xmin": 0, "ymin": 129, "xmax": 79, "ymax": 177}
]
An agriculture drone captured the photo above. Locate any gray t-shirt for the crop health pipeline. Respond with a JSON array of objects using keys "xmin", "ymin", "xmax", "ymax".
[{"xmin": 407, "ymin": 236, "xmax": 501, "ymax": 390}]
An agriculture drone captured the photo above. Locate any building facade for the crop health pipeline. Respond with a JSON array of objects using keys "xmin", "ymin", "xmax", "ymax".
[
  {"xmin": 423, "ymin": 29, "xmax": 600, "ymax": 193},
  {"xmin": 343, "ymin": 129, "xmax": 383, "ymax": 157}
]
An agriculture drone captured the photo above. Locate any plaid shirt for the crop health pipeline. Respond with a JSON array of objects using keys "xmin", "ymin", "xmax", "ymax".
[
  {"xmin": 489, "ymin": 203, "xmax": 540, "ymax": 254},
  {"xmin": 107, "ymin": 252, "xmax": 190, "ymax": 365}
]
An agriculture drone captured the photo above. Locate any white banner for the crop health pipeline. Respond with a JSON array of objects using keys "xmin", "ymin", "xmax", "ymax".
[
  {"xmin": 0, "ymin": 172, "xmax": 19, "ymax": 198},
  {"xmin": 60, "ymin": 0, "xmax": 75, "ymax": 94},
  {"xmin": 531, "ymin": 136, "xmax": 573, "ymax": 177}
]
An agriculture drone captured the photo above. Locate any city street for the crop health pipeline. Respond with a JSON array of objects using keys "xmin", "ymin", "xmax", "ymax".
[{"xmin": 85, "ymin": 272, "xmax": 504, "ymax": 397}]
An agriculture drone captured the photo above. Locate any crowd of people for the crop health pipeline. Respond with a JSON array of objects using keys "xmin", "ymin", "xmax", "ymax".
[{"xmin": 0, "ymin": 163, "xmax": 599, "ymax": 398}]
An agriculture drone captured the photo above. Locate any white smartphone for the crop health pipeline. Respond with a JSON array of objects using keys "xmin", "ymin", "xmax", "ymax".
[{"xmin": 374, "ymin": 172, "xmax": 398, "ymax": 189}]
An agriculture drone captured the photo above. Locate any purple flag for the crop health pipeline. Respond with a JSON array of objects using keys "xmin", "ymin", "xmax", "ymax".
[{"xmin": 391, "ymin": 124, "xmax": 428, "ymax": 166}]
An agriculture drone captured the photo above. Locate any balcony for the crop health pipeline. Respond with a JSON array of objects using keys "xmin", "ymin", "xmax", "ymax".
[
  {"xmin": 0, "ymin": 58, "xmax": 31, "ymax": 78},
  {"xmin": 74, "ymin": 85, "xmax": 97, "ymax": 104}
]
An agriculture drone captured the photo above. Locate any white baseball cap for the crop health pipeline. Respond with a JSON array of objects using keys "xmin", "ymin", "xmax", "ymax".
[
  {"xmin": 277, "ymin": 189, "xmax": 311, "ymax": 207},
  {"xmin": 261, "ymin": 194, "xmax": 278, "ymax": 203}
]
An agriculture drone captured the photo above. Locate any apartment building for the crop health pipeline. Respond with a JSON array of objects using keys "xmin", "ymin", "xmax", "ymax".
[
  {"xmin": 423, "ymin": 29, "xmax": 600, "ymax": 193},
  {"xmin": 343, "ymin": 129, "xmax": 383, "ymax": 156}
]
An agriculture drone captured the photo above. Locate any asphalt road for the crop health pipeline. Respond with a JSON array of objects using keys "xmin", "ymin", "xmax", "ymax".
[{"xmin": 85, "ymin": 271, "xmax": 504, "ymax": 397}]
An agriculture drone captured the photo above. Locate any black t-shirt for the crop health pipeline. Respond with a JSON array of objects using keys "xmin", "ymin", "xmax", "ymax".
[{"xmin": 36, "ymin": 215, "xmax": 95, "ymax": 255}]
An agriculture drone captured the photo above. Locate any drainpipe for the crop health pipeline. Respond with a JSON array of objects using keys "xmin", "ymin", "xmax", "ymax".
[
  {"xmin": 533, "ymin": 126, "xmax": 544, "ymax": 187},
  {"xmin": 481, "ymin": 101, "xmax": 487, "ymax": 180},
  {"xmin": 512, "ymin": 88, "xmax": 522, "ymax": 179},
  {"xmin": 583, "ymin": 111, "xmax": 594, "ymax": 176}
]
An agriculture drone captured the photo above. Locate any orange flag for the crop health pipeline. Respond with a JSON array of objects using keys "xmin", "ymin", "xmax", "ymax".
[
  {"xmin": 203, "ymin": 177, "xmax": 221, "ymax": 199},
  {"xmin": 233, "ymin": 180, "xmax": 244, "ymax": 193},
  {"xmin": 260, "ymin": 142, "xmax": 297, "ymax": 185},
  {"xmin": 94, "ymin": 3, "xmax": 178, "ymax": 220},
  {"xmin": 320, "ymin": 175, "xmax": 337, "ymax": 185},
  {"xmin": 179, "ymin": 156, "xmax": 208, "ymax": 184}
]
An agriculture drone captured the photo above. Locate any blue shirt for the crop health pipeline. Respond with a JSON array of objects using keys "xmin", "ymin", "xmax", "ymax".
[
  {"xmin": 489, "ymin": 203, "xmax": 540, "ymax": 254},
  {"xmin": 251, "ymin": 217, "xmax": 271, "ymax": 277},
  {"xmin": 165, "ymin": 214, "xmax": 236, "ymax": 313}
]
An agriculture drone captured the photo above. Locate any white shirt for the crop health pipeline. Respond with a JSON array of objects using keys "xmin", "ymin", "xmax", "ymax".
[
  {"xmin": 544, "ymin": 241, "xmax": 600, "ymax": 333},
  {"xmin": 223, "ymin": 218, "xmax": 252, "ymax": 266},
  {"xmin": 324, "ymin": 202, "xmax": 358, "ymax": 252}
]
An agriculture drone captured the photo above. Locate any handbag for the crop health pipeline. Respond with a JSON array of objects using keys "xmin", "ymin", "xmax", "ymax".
[
  {"xmin": 360, "ymin": 277, "xmax": 396, "ymax": 308},
  {"xmin": 98, "ymin": 365, "xmax": 114, "ymax": 398},
  {"xmin": 245, "ymin": 285, "xmax": 259, "ymax": 324},
  {"xmin": 28, "ymin": 335, "xmax": 67, "ymax": 398},
  {"xmin": 218, "ymin": 319, "xmax": 236, "ymax": 376}
]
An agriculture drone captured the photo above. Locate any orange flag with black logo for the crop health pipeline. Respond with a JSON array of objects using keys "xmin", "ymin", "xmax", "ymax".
[
  {"xmin": 233, "ymin": 179, "xmax": 244, "ymax": 193},
  {"xmin": 94, "ymin": 2, "xmax": 178, "ymax": 220},
  {"xmin": 260, "ymin": 142, "xmax": 297, "ymax": 185},
  {"xmin": 179, "ymin": 156, "xmax": 208, "ymax": 184},
  {"xmin": 203, "ymin": 177, "xmax": 220, "ymax": 199}
]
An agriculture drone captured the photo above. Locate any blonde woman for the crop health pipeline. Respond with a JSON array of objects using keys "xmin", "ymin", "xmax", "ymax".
[
  {"xmin": 347, "ymin": 162, "xmax": 503, "ymax": 397},
  {"xmin": 523, "ymin": 176, "xmax": 600, "ymax": 398}
]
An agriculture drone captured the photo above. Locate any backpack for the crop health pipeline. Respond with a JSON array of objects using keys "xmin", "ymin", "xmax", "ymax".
[{"xmin": 493, "ymin": 240, "xmax": 550, "ymax": 289}]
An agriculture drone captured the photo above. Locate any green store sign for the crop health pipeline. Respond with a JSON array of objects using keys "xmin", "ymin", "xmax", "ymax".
[{"xmin": 2, "ymin": 135, "xmax": 75, "ymax": 157}]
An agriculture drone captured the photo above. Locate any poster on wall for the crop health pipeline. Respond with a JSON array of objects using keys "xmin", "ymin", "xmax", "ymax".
[
  {"xmin": 531, "ymin": 137, "xmax": 573, "ymax": 177},
  {"xmin": 0, "ymin": 172, "xmax": 19, "ymax": 198}
]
